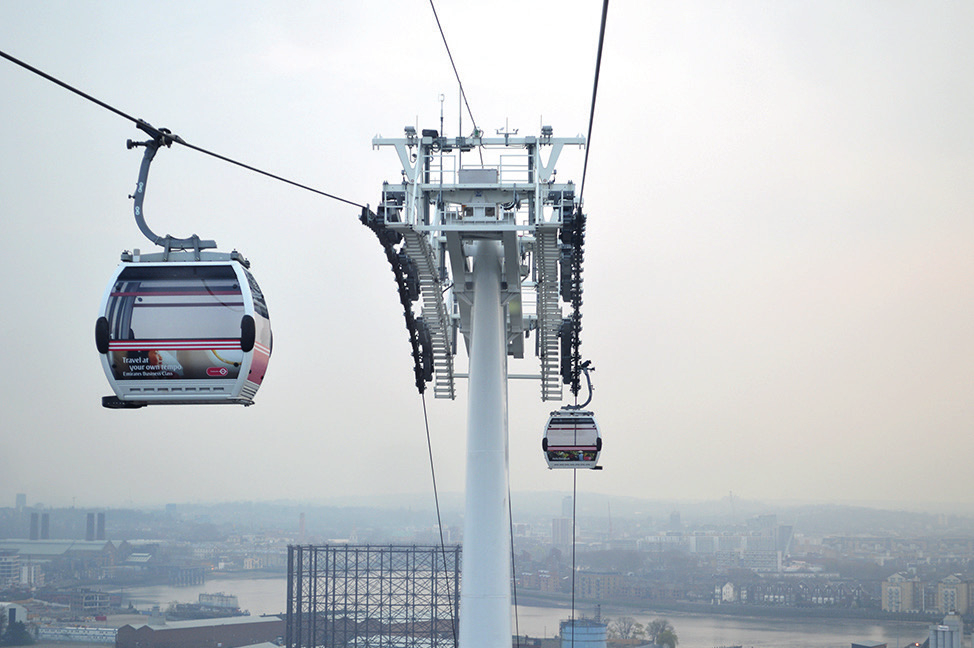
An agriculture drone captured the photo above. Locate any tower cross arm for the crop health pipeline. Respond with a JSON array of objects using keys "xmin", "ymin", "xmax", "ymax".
[
  {"xmin": 373, "ymin": 136, "xmax": 418, "ymax": 182},
  {"xmin": 534, "ymin": 138, "xmax": 585, "ymax": 184}
]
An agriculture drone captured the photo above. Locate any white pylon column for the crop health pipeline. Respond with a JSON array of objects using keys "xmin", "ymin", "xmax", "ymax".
[{"xmin": 458, "ymin": 240, "xmax": 511, "ymax": 648}]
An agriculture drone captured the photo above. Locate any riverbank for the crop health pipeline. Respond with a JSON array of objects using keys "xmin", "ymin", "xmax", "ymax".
[
  {"xmin": 515, "ymin": 591, "xmax": 941, "ymax": 625},
  {"xmin": 107, "ymin": 578, "xmax": 931, "ymax": 647},
  {"xmin": 204, "ymin": 569, "xmax": 287, "ymax": 581}
]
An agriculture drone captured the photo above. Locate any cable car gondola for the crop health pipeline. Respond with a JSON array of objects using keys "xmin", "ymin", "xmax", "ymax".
[
  {"xmin": 95, "ymin": 122, "xmax": 272, "ymax": 408},
  {"xmin": 542, "ymin": 409, "xmax": 601, "ymax": 469},
  {"xmin": 96, "ymin": 250, "xmax": 272, "ymax": 408}
]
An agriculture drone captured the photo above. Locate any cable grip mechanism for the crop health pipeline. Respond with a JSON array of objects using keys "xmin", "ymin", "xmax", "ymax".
[
  {"xmin": 565, "ymin": 361, "xmax": 595, "ymax": 410},
  {"xmin": 126, "ymin": 121, "xmax": 216, "ymax": 259}
]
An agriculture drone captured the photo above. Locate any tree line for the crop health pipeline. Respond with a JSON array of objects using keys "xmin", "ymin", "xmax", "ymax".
[{"xmin": 607, "ymin": 616, "xmax": 678, "ymax": 647}]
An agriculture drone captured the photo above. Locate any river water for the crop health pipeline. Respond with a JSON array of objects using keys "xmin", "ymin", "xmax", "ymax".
[{"xmin": 110, "ymin": 576, "xmax": 929, "ymax": 648}]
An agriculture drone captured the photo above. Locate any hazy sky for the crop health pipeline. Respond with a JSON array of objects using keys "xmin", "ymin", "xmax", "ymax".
[{"xmin": 1, "ymin": 2, "xmax": 972, "ymax": 511}]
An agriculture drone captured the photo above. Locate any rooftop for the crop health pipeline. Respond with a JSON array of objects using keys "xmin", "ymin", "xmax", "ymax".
[
  {"xmin": 123, "ymin": 615, "xmax": 283, "ymax": 631},
  {"xmin": 0, "ymin": 540, "xmax": 114, "ymax": 556}
]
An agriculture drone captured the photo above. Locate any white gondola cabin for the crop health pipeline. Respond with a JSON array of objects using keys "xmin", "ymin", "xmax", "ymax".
[
  {"xmin": 95, "ymin": 250, "xmax": 272, "ymax": 408},
  {"xmin": 542, "ymin": 409, "xmax": 601, "ymax": 469}
]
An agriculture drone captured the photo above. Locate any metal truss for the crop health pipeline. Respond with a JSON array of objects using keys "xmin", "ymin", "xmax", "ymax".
[
  {"xmin": 372, "ymin": 128, "xmax": 584, "ymax": 401},
  {"xmin": 286, "ymin": 545, "xmax": 461, "ymax": 648}
]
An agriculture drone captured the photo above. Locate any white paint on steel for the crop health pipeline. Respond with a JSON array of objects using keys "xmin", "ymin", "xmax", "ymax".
[{"xmin": 458, "ymin": 240, "xmax": 511, "ymax": 648}]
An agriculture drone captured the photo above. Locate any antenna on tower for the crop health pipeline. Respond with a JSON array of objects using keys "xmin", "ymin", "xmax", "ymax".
[{"xmin": 439, "ymin": 93, "xmax": 445, "ymax": 136}]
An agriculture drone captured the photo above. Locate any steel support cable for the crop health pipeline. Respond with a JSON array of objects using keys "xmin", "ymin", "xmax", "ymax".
[
  {"xmin": 565, "ymin": 7, "xmax": 607, "ymax": 641},
  {"xmin": 571, "ymin": 469, "xmax": 578, "ymax": 647},
  {"xmin": 509, "ymin": 485, "xmax": 521, "ymax": 648},
  {"xmin": 578, "ymin": 0, "xmax": 610, "ymax": 205},
  {"xmin": 0, "ymin": 48, "xmax": 365, "ymax": 209},
  {"xmin": 428, "ymin": 0, "xmax": 480, "ymax": 139},
  {"xmin": 174, "ymin": 137, "xmax": 365, "ymax": 209},
  {"xmin": 421, "ymin": 392, "xmax": 459, "ymax": 648}
]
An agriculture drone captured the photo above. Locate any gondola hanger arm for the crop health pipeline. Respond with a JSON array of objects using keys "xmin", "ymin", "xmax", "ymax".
[
  {"xmin": 127, "ymin": 122, "xmax": 216, "ymax": 259},
  {"xmin": 565, "ymin": 361, "xmax": 595, "ymax": 410}
]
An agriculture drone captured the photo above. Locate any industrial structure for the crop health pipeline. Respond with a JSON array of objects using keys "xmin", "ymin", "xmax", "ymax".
[
  {"xmin": 117, "ymin": 615, "xmax": 284, "ymax": 648},
  {"xmin": 559, "ymin": 619, "xmax": 607, "ymax": 648},
  {"xmin": 286, "ymin": 544, "xmax": 460, "ymax": 648}
]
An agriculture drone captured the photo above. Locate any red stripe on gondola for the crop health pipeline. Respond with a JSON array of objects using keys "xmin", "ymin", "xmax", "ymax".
[
  {"xmin": 129, "ymin": 303, "xmax": 245, "ymax": 308},
  {"xmin": 110, "ymin": 339, "xmax": 240, "ymax": 343},
  {"xmin": 110, "ymin": 290, "xmax": 242, "ymax": 297},
  {"xmin": 109, "ymin": 339, "xmax": 241, "ymax": 350}
]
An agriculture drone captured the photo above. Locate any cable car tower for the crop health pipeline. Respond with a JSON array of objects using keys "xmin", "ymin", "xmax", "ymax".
[{"xmin": 364, "ymin": 125, "xmax": 595, "ymax": 648}]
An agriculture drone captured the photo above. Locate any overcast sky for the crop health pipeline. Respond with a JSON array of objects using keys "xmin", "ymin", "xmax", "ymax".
[{"xmin": 1, "ymin": 2, "xmax": 972, "ymax": 512}]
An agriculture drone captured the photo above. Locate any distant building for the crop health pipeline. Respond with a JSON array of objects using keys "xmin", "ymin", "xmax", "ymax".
[
  {"xmin": 116, "ymin": 615, "xmax": 284, "ymax": 648},
  {"xmin": 0, "ymin": 539, "xmax": 116, "ymax": 584},
  {"xmin": 936, "ymin": 574, "xmax": 969, "ymax": 614},
  {"xmin": 560, "ymin": 619, "xmax": 606, "ymax": 648},
  {"xmin": 537, "ymin": 569, "xmax": 559, "ymax": 593},
  {"xmin": 0, "ymin": 551, "xmax": 19, "ymax": 588},
  {"xmin": 517, "ymin": 569, "xmax": 559, "ymax": 593},
  {"xmin": 668, "ymin": 511, "xmax": 681, "ymax": 531},
  {"xmin": 928, "ymin": 613, "xmax": 963, "ymax": 648},
  {"xmin": 38, "ymin": 626, "xmax": 117, "ymax": 643},
  {"xmin": 717, "ymin": 535, "xmax": 742, "ymax": 552},
  {"xmin": 576, "ymin": 571, "xmax": 623, "ymax": 600},
  {"xmin": 739, "ymin": 549, "xmax": 781, "ymax": 572},
  {"xmin": 70, "ymin": 588, "xmax": 112, "ymax": 612},
  {"xmin": 561, "ymin": 496, "xmax": 573, "ymax": 518},
  {"xmin": 0, "ymin": 602, "xmax": 28, "ymax": 626},
  {"xmin": 882, "ymin": 572, "xmax": 921, "ymax": 612},
  {"xmin": 719, "ymin": 581, "xmax": 737, "ymax": 603},
  {"xmin": 552, "ymin": 517, "xmax": 573, "ymax": 548},
  {"xmin": 713, "ymin": 546, "xmax": 781, "ymax": 573},
  {"xmin": 748, "ymin": 514, "xmax": 777, "ymax": 531},
  {"xmin": 20, "ymin": 560, "xmax": 43, "ymax": 587},
  {"xmin": 637, "ymin": 534, "xmax": 685, "ymax": 552},
  {"xmin": 776, "ymin": 525, "xmax": 794, "ymax": 553},
  {"xmin": 690, "ymin": 535, "xmax": 715, "ymax": 554},
  {"xmin": 199, "ymin": 593, "xmax": 240, "ymax": 609}
]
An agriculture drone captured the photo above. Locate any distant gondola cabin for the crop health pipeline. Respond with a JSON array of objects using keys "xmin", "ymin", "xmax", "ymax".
[{"xmin": 542, "ymin": 409, "xmax": 601, "ymax": 469}]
